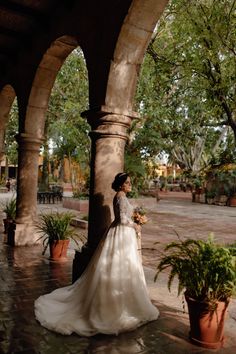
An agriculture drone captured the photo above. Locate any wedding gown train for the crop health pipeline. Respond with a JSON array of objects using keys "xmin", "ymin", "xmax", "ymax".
[{"xmin": 34, "ymin": 194, "xmax": 159, "ymax": 336}]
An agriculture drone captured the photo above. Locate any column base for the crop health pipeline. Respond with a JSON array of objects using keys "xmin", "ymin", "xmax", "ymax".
[
  {"xmin": 72, "ymin": 244, "xmax": 97, "ymax": 283},
  {"xmin": 7, "ymin": 222, "xmax": 41, "ymax": 246}
]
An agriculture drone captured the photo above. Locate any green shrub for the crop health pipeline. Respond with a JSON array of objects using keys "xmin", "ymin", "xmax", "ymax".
[{"xmin": 155, "ymin": 235, "xmax": 236, "ymax": 304}]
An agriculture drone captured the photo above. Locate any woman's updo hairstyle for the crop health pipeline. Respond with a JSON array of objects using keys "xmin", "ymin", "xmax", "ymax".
[{"xmin": 111, "ymin": 172, "xmax": 129, "ymax": 192}]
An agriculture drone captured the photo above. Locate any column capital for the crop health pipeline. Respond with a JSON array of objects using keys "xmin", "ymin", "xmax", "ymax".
[
  {"xmin": 15, "ymin": 133, "xmax": 44, "ymax": 151},
  {"xmin": 82, "ymin": 106, "xmax": 140, "ymax": 140},
  {"xmin": 81, "ymin": 105, "xmax": 139, "ymax": 128}
]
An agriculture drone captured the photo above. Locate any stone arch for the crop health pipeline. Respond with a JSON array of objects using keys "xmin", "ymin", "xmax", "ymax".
[
  {"xmin": 13, "ymin": 36, "xmax": 86, "ymax": 245},
  {"xmin": 0, "ymin": 85, "xmax": 16, "ymax": 160},
  {"xmin": 105, "ymin": 0, "xmax": 169, "ymax": 113},
  {"xmin": 75, "ymin": 0, "xmax": 169, "ymax": 258},
  {"xmin": 24, "ymin": 35, "xmax": 79, "ymax": 139},
  {"xmin": 11, "ymin": 1, "xmax": 170, "ymax": 248}
]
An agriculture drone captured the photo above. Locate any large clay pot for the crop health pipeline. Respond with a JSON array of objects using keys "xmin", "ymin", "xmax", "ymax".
[
  {"xmin": 185, "ymin": 293, "xmax": 229, "ymax": 349},
  {"xmin": 229, "ymin": 196, "xmax": 236, "ymax": 207},
  {"xmin": 3, "ymin": 218, "xmax": 14, "ymax": 235},
  {"xmin": 3, "ymin": 218, "xmax": 9, "ymax": 234},
  {"xmin": 7, "ymin": 220, "xmax": 15, "ymax": 246},
  {"xmin": 49, "ymin": 239, "xmax": 70, "ymax": 261}
]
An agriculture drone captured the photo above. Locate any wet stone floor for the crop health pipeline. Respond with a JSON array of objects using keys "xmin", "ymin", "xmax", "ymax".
[
  {"xmin": 0, "ymin": 243, "xmax": 177, "ymax": 354},
  {"xmin": 0, "ymin": 193, "xmax": 236, "ymax": 354}
]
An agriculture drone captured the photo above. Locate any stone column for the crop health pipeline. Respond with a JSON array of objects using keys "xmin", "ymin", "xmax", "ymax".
[
  {"xmin": 0, "ymin": 128, "xmax": 5, "ymax": 161},
  {"xmin": 72, "ymin": 106, "xmax": 138, "ymax": 281},
  {"xmin": 0, "ymin": 129, "xmax": 5, "ymax": 178},
  {"xmin": 11, "ymin": 133, "xmax": 44, "ymax": 246}
]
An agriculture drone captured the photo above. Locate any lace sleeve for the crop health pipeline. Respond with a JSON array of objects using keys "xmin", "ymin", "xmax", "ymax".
[{"xmin": 118, "ymin": 195, "xmax": 135, "ymax": 228}]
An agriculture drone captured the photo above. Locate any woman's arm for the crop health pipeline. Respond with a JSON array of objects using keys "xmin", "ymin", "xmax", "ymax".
[{"xmin": 117, "ymin": 194, "xmax": 141, "ymax": 233}]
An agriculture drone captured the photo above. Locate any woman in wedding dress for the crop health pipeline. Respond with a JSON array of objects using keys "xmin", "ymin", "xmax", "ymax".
[{"xmin": 34, "ymin": 172, "xmax": 159, "ymax": 336}]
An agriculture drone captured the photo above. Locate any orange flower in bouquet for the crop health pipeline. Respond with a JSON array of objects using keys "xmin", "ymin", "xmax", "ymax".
[{"xmin": 132, "ymin": 206, "xmax": 148, "ymax": 225}]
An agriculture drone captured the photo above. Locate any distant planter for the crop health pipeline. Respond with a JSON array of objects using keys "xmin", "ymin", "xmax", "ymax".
[
  {"xmin": 228, "ymin": 195, "xmax": 236, "ymax": 207},
  {"xmin": 206, "ymin": 197, "xmax": 215, "ymax": 205},
  {"xmin": 215, "ymin": 195, "xmax": 228, "ymax": 206},
  {"xmin": 206, "ymin": 190, "xmax": 217, "ymax": 205},
  {"xmin": 199, "ymin": 193, "xmax": 206, "ymax": 204},
  {"xmin": 192, "ymin": 188, "xmax": 204, "ymax": 203},
  {"xmin": 62, "ymin": 197, "xmax": 89, "ymax": 213},
  {"xmin": 70, "ymin": 217, "xmax": 88, "ymax": 229},
  {"xmin": 1, "ymin": 197, "xmax": 16, "ymax": 245}
]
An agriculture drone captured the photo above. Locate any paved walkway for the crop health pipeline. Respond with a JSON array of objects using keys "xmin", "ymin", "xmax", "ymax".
[{"xmin": 0, "ymin": 191, "xmax": 236, "ymax": 353}]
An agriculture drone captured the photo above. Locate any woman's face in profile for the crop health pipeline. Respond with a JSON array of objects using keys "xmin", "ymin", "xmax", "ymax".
[{"xmin": 121, "ymin": 177, "xmax": 132, "ymax": 193}]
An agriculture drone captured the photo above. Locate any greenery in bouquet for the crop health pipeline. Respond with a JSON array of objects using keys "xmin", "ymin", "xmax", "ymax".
[{"xmin": 132, "ymin": 206, "xmax": 148, "ymax": 225}]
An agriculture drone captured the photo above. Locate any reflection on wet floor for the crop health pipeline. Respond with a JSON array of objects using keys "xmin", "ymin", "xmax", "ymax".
[
  {"xmin": 1, "ymin": 194, "xmax": 236, "ymax": 353},
  {"xmin": 1, "ymin": 241, "xmax": 236, "ymax": 354}
]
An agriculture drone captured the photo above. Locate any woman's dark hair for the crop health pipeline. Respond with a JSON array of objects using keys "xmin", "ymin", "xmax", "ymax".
[{"xmin": 111, "ymin": 172, "xmax": 129, "ymax": 191}]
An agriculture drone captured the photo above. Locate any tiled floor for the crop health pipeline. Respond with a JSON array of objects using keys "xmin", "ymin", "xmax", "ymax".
[{"xmin": 0, "ymin": 193, "xmax": 236, "ymax": 353}]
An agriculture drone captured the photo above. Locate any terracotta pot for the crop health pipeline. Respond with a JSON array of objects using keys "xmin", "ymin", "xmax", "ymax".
[
  {"xmin": 7, "ymin": 221, "xmax": 15, "ymax": 246},
  {"xmin": 3, "ymin": 218, "xmax": 13, "ymax": 234},
  {"xmin": 185, "ymin": 293, "xmax": 229, "ymax": 349},
  {"xmin": 49, "ymin": 239, "xmax": 70, "ymax": 261},
  {"xmin": 229, "ymin": 196, "xmax": 236, "ymax": 207}
]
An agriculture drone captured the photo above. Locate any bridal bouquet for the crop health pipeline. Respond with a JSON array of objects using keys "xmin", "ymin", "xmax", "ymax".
[{"xmin": 132, "ymin": 206, "xmax": 148, "ymax": 225}]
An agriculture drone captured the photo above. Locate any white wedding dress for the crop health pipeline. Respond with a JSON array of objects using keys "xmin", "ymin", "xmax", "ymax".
[{"xmin": 34, "ymin": 194, "xmax": 159, "ymax": 336}]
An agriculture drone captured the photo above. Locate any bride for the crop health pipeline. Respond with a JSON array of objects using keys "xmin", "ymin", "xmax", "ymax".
[{"xmin": 34, "ymin": 172, "xmax": 159, "ymax": 336}]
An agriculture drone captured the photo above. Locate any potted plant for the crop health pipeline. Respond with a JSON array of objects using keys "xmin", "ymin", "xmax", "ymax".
[
  {"xmin": 225, "ymin": 170, "xmax": 236, "ymax": 206},
  {"xmin": 191, "ymin": 177, "xmax": 203, "ymax": 202},
  {"xmin": 155, "ymin": 235, "xmax": 236, "ymax": 349},
  {"xmin": 1, "ymin": 197, "xmax": 16, "ymax": 238},
  {"xmin": 205, "ymin": 188, "xmax": 217, "ymax": 205},
  {"xmin": 35, "ymin": 211, "xmax": 82, "ymax": 261}
]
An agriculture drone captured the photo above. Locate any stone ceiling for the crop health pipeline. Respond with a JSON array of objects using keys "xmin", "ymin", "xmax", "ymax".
[
  {"xmin": 0, "ymin": 0, "xmax": 132, "ymax": 88},
  {"xmin": 0, "ymin": 1, "xmax": 58, "ymax": 71}
]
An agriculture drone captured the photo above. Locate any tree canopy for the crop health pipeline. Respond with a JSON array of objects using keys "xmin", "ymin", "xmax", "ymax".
[
  {"xmin": 45, "ymin": 48, "xmax": 90, "ymax": 187},
  {"xmin": 134, "ymin": 0, "xmax": 236, "ymax": 176},
  {"xmin": 4, "ymin": 2, "xmax": 236, "ymax": 187}
]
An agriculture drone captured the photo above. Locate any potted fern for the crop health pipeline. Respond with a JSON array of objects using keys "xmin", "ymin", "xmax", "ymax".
[
  {"xmin": 155, "ymin": 235, "xmax": 236, "ymax": 349},
  {"xmin": 1, "ymin": 197, "xmax": 16, "ymax": 239},
  {"xmin": 36, "ymin": 212, "xmax": 82, "ymax": 261}
]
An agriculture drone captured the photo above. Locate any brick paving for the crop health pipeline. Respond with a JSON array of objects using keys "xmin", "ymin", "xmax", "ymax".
[{"xmin": 0, "ymin": 191, "xmax": 236, "ymax": 353}]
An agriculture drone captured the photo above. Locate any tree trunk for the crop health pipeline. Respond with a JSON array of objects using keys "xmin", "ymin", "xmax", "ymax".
[{"xmin": 40, "ymin": 141, "xmax": 49, "ymax": 191}]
